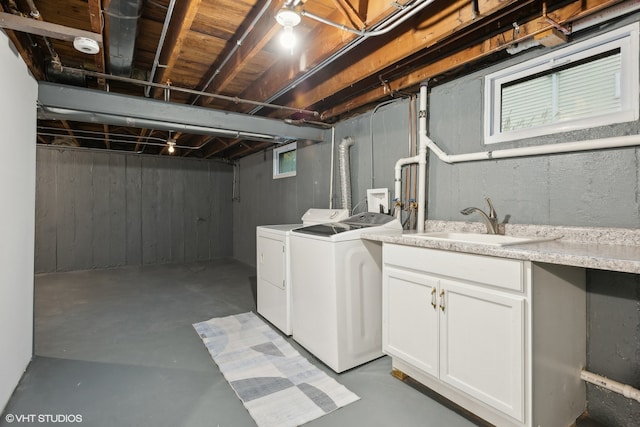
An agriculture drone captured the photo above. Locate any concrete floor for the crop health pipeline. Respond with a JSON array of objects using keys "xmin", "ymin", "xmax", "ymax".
[{"xmin": 1, "ymin": 260, "xmax": 481, "ymax": 427}]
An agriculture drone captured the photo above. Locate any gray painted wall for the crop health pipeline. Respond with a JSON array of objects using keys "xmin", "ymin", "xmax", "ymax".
[
  {"xmin": 36, "ymin": 146, "xmax": 233, "ymax": 273},
  {"xmin": 587, "ymin": 270, "xmax": 640, "ymax": 427},
  {"xmin": 233, "ymin": 16, "xmax": 640, "ymax": 426},
  {"xmin": 428, "ymin": 65, "xmax": 640, "ymax": 228},
  {"xmin": 233, "ymin": 100, "xmax": 412, "ymax": 266}
]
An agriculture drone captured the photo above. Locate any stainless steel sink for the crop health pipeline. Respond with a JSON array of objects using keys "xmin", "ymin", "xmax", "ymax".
[{"xmin": 409, "ymin": 232, "xmax": 559, "ymax": 247}]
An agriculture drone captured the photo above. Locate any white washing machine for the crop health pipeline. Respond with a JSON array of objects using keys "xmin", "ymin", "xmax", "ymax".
[
  {"xmin": 290, "ymin": 213, "xmax": 402, "ymax": 373},
  {"xmin": 256, "ymin": 209, "xmax": 348, "ymax": 335}
]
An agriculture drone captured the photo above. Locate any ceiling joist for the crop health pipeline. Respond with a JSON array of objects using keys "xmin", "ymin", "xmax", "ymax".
[
  {"xmin": 18, "ymin": 0, "xmax": 628, "ymax": 159},
  {"xmin": 151, "ymin": 0, "xmax": 203, "ymax": 98},
  {"xmin": 321, "ymin": 0, "xmax": 623, "ymax": 119},
  {"xmin": 0, "ymin": 11, "xmax": 102, "ymax": 44}
]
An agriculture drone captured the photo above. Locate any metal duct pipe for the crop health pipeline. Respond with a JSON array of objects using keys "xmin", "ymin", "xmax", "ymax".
[
  {"xmin": 338, "ymin": 137, "xmax": 355, "ymax": 211},
  {"xmin": 105, "ymin": 0, "xmax": 143, "ymax": 77},
  {"xmin": 329, "ymin": 127, "xmax": 335, "ymax": 208}
]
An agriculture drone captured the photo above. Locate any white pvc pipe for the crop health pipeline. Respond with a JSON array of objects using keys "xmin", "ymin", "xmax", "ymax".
[
  {"xmin": 394, "ymin": 156, "xmax": 419, "ymax": 206},
  {"xmin": 581, "ymin": 370, "xmax": 640, "ymax": 403},
  {"xmin": 405, "ymin": 81, "xmax": 640, "ymax": 233},
  {"xmin": 420, "ymin": 129, "xmax": 640, "ymax": 164},
  {"xmin": 417, "ymin": 84, "xmax": 428, "ymax": 233},
  {"xmin": 393, "ymin": 84, "xmax": 429, "ymax": 231},
  {"xmin": 424, "ymin": 131, "xmax": 640, "ymax": 164}
]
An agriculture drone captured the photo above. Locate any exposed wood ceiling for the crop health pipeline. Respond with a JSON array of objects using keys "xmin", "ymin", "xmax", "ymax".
[{"xmin": 0, "ymin": 0, "xmax": 628, "ymax": 160}]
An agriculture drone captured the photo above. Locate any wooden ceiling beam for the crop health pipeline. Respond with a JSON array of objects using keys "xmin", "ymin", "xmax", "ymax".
[
  {"xmin": 181, "ymin": 134, "xmax": 214, "ymax": 157},
  {"xmin": 320, "ymin": 0, "xmax": 614, "ymax": 119},
  {"xmin": 103, "ymin": 124, "xmax": 110, "ymax": 149},
  {"xmin": 88, "ymin": 0, "xmax": 107, "ymax": 87},
  {"xmin": 229, "ymin": 7, "xmax": 361, "ymax": 113},
  {"xmin": 230, "ymin": 0, "xmax": 498, "ymax": 115},
  {"xmin": 134, "ymin": 128, "xmax": 150, "ymax": 152},
  {"xmin": 203, "ymin": 138, "xmax": 239, "ymax": 159},
  {"xmin": 229, "ymin": 141, "xmax": 273, "ymax": 160},
  {"xmin": 60, "ymin": 120, "xmax": 80, "ymax": 147},
  {"xmin": 0, "ymin": 4, "xmax": 44, "ymax": 79},
  {"xmin": 151, "ymin": 0, "xmax": 203, "ymax": 98},
  {"xmin": 198, "ymin": 1, "xmax": 284, "ymax": 105},
  {"xmin": 0, "ymin": 12, "xmax": 102, "ymax": 43},
  {"xmin": 331, "ymin": 0, "xmax": 365, "ymax": 30},
  {"xmin": 276, "ymin": 0, "xmax": 521, "ymax": 117}
]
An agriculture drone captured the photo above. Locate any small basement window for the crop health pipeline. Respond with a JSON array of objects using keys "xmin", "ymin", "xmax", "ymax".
[
  {"xmin": 484, "ymin": 22, "xmax": 639, "ymax": 144},
  {"xmin": 273, "ymin": 142, "xmax": 296, "ymax": 179}
]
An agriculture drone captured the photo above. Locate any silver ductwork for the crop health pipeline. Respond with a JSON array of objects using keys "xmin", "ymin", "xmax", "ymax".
[
  {"xmin": 338, "ymin": 137, "xmax": 355, "ymax": 211},
  {"xmin": 104, "ymin": 0, "xmax": 143, "ymax": 77}
]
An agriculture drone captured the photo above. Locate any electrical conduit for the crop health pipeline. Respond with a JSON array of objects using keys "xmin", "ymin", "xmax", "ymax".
[{"xmin": 145, "ymin": 0, "xmax": 177, "ymax": 97}]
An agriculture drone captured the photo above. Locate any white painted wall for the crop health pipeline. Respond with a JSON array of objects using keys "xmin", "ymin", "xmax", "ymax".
[{"xmin": 0, "ymin": 31, "xmax": 37, "ymax": 411}]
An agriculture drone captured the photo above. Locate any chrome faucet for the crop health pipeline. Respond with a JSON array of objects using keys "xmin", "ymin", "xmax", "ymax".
[{"xmin": 460, "ymin": 198, "xmax": 499, "ymax": 234}]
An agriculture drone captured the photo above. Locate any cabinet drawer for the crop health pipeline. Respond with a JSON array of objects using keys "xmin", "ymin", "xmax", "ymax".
[{"xmin": 383, "ymin": 244, "xmax": 524, "ymax": 292}]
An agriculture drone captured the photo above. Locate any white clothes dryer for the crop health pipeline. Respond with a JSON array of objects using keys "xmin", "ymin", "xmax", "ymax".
[{"xmin": 256, "ymin": 209, "xmax": 348, "ymax": 335}]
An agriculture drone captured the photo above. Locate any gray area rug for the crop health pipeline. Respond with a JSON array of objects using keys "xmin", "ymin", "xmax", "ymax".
[{"xmin": 193, "ymin": 312, "xmax": 359, "ymax": 426}]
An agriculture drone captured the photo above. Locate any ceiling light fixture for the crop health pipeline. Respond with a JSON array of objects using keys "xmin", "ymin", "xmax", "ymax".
[
  {"xmin": 276, "ymin": 6, "xmax": 301, "ymax": 49},
  {"xmin": 167, "ymin": 132, "xmax": 176, "ymax": 154},
  {"xmin": 167, "ymin": 140, "xmax": 176, "ymax": 154}
]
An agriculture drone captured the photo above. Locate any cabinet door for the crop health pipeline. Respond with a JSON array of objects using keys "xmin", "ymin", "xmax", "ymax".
[
  {"xmin": 439, "ymin": 278, "xmax": 525, "ymax": 422},
  {"xmin": 383, "ymin": 266, "xmax": 439, "ymax": 377}
]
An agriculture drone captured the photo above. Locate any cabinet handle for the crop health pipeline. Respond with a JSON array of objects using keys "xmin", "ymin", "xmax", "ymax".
[
  {"xmin": 439, "ymin": 289, "xmax": 445, "ymax": 312},
  {"xmin": 430, "ymin": 288, "xmax": 436, "ymax": 309}
]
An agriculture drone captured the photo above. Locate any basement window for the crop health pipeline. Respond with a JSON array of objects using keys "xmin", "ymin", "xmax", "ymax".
[
  {"xmin": 484, "ymin": 22, "xmax": 639, "ymax": 144},
  {"xmin": 273, "ymin": 142, "xmax": 297, "ymax": 179}
]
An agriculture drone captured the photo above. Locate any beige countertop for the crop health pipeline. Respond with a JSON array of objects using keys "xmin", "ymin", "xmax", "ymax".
[{"xmin": 362, "ymin": 221, "xmax": 640, "ymax": 274}]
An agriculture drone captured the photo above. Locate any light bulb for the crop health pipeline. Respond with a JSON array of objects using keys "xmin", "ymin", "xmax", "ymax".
[
  {"xmin": 280, "ymin": 26, "xmax": 296, "ymax": 49},
  {"xmin": 167, "ymin": 139, "xmax": 176, "ymax": 154}
]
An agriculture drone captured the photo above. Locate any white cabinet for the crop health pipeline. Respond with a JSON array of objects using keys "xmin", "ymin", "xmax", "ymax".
[
  {"xmin": 438, "ymin": 278, "xmax": 524, "ymax": 420},
  {"xmin": 382, "ymin": 243, "xmax": 586, "ymax": 427}
]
